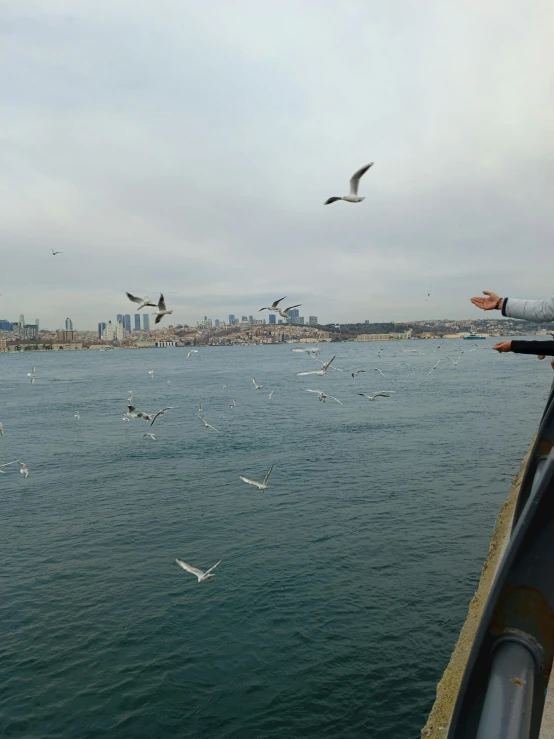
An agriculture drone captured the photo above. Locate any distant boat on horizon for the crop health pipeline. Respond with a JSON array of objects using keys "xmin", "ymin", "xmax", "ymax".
[{"xmin": 463, "ymin": 329, "xmax": 487, "ymax": 340}]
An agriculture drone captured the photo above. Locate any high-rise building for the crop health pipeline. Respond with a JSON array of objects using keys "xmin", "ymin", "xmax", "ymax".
[
  {"xmin": 242, "ymin": 316, "xmax": 248, "ymax": 323},
  {"xmin": 248, "ymin": 315, "xmax": 254, "ymax": 325},
  {"xmin": 142, "ymin": 314, "xmax": 150, "ymax": 331},
  {"xmin": 134, "ymin": 314, "xmax": 141, "ymax": 331},
  {"xmin": 0, "ymin": 320, "xmax": 12, "ymax": 331},
  {"xmin": 364, "ymin": 320, "xmax": 370, "ymax": 325},
  {"xmin": 308, "ymin": 316, "xmax": 318, "ymax": 325},
  {"xmin": 269, "ymin": 314, "xmax": 276, "ymax": 324},
  {"xmin": 287, "ymin": 308, "xmax": 300, "ymax": 324},
  {"xmin": 228, "ymin": 314, "xmax": 235, "ymax": 325},
  {"xmin": 23, "ymin": 324, "xmax": 38, "ymax": 339},
  {"xmin": 204, "ymin": 318, "xmax": 213, "ymax": 328},
  {"xmin": 19, "ymin": 313, "xmax": 25, "ymax": 328},
  {"xmin": 124, "ymin": 314, "xmax": 131, "ymax": 333},
  {"xmin": 98, "ymin": 322, "xmax": 107, "ymax": 339},
  {"xmin": 214, "ymin": 319, "xmax": 220, "ymax": 328},
  {"xmin": 116, "ymin": 321, "xmax": 126, "ymax": 340},
  {"xmin": 297, "ymin": 317, "xmax": 305, "ymax": 325},
  {"xmin": 35, "ymin": 318, "xmax": 40, "ymax": 331},
  {"xmin": 65, "ymin": 317, "xmax": 73, "ymax": 331},
  {"xmin": 102, "ymin": 321, "xmax": 115, "ymax": 341}
]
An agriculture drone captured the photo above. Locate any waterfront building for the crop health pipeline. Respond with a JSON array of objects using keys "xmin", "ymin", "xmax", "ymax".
[
  {"xmin": 65, "ymin": 317, "xmax": 73, "ymax": 331},
  {"xmin": 269, "ymin": 314, "xmax": 276, "ymax": 324},
  {"xmin": 23, "ymin": 324, "xmax": 38, "ymax": 339},
  {"xmin": 98, "ymin": 322, "xmax": 107, "ymax": 339},
  {"xmin": 142, "ymin": 314, "xmax": 150, "ymax": 331},
  {"xmin": 134, "ymin": 314, "xmax": 141, "ymax": 331},
  {"xmin": 124, "ymin": 314, "xmax": 131, "ymax": 333},
  {"xmin": 308, "ymin": 316, "xmax": 318, "ymax": 326},
  {"xmin": 116, "ymin": 321, "xmax": 126, "ymax": 340},
  {"xmin": 102, "ymin": 321, "xmax": 115, "ymax": 341}
]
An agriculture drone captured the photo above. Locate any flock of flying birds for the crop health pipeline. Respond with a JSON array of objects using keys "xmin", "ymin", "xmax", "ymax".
[{"xmin": 10, "ymin": 162, "xmax": 438, "ymax": 580}]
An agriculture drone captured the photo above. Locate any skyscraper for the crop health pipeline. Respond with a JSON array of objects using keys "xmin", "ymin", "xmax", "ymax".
[
  {"xmin": 116, "ymin": 321, "xmax": 126, "ymax": 340},
  {"xmin": 35, "ymin": 318, "xmax": 40, "ymax": 331},
  {"xmin": 269, "ymin": 314, "xmax": 276, "ymax": 324},
  {"xmin": 214, "ymin": 319, "xmax": 220, "ymax": 328},
  {"xmin": 248, "ymin": 316, "xmax": 254, "ymax": 325},
  {"xmin": 98, "ymin": 322, "xmax": 106, "ymax": 339},
  {"xmin": 102, "ymin": 321, "xmax": 114, "ymax": 341},
  {"xmin": 229, "ymin": 314, "xmax": 235, "ymax": 325},
  {"xmin": 124, "ymin": 314, "xmax": 131, "ymax": 333},
  {"xmin": 65, "ymin": 317, "xmax": 73, "ymax": 331},
  {"xmin": 116, "ymin": 314, "xmax": 123, "ymax": 325},
  {"xmin": 287, "ymin": 308, "xmax": 300, "ymax": 324},
  {"xmin": 308, "ymin": 316, "xmax": 318, "ymax": 325},
  {"xmin": 143, "ymin": 314, "xmax": 150, "ymax": 331},
  {"xmin": 134, "ymin": 314, "xmax": 141, "ymax": 331}
]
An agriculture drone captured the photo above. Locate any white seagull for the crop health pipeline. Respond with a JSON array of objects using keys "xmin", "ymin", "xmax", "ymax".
[
  {"xmin": 143, "ymin": 433, "xmax": 157, "ymax": 440},
  {"xmin": 0, "ymin": 422, "xmax": 3, "ymax": 436},
  {"xmin": 297, "ymin": 356, "xmax": 336, "ymax": 377},
  {"xmin": 74, "ymin": 411, "xmax": 80, "ymax": 420},
  {"xmin": 239, "ymin": 463, "xmax": 274, "ymax": 491},
  {"xmin": 358, "ymin": 392, "xmax": 393, "ymax": 401},
  {"xmin": 148, "ymin": 369, "xmax": 154, "ymax": 379},
  {"xmin": 187, "ymin": 349, "xmax": 198, "ymax": 358},
  {"xmin": 18, "ymin": 461, "xmax": 29, "ymax": 478},
  {"xmin": 268, "ymin": 389, "xmax": 275, "ymax": 399},
  {"xmin": 444, "ymin": 356, "xmax": 460, "ymax": 366},
  {"xmin": 153, "ymin": 294, "xmax": 173, "ymax": 324},
  {"xmin": 199, "ymin": 416, "xmax": 219, "ymax": 434},
  {"xmin": 229, "ymin": 399, "xmax": 237, "ymax": 407},
  {"xmin": 372, "ymin": 367, "xmax": 387, "ymax": 378},
  {"xmin": 252, "ymin": 377, "xmax": 263, "ymax": 389},
  {"xmin": 351, "ymin": 369, "xmax": 368, "ymax": 378},
  {"xmin": 150, "ymin": 407, "xmax": 175, "ymax": 427},
  {"xmin": 427, "ymin": 360, "xmax": 441, "ymax": 375},
  {"xmin": 51, "ymin": 248, "xmax": 63, "ymax": 255},
  {"xmin": 125, "ymin": 292, "xmax": 156, "ymax": 310},
  {"xmin": 175, "ymin": 558, "xmax": 221, "ymax": 583},
  {"xmin": 128, "ymin": 405, "xmax": 152, "ymax": 422},
  {"xmin": 259, "ymin": 296, "xmax": 286, "ymax": 312},
  {"xmin": 0, "ymin": 460, "xmax": 18, "ymax": 473},
  {"xmin": 324, "ymin": 163, "xmax": 374, "ymax": 205},
  {"xmin": 277, "ymin": 303, "xmax": 302, "ymax": 319},
  {"xmin": 306, "ymin": 389, "xmax": 343, "ymax": 404},
  {"xmin": 27, "ymin": 366, "xmax": 36, "ymax": 383},
  {"xmin": 198, "ymin": 402, "xmax": 203, "ymax": 413}
]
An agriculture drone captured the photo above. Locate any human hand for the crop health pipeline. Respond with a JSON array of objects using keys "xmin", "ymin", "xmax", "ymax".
[
  {"xmin": 471, "ymin": 291, "xmax": 500, "ymax": 311},
  {"xmin": 551, "ymin": 358, "xmax": 554, "ymax": 370},
  {"xmin": 493, "ymin": 341, "xmax": 512, "ymax": 353}
]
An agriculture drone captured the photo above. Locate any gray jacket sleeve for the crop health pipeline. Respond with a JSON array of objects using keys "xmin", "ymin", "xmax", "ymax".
[{"xmin": 503, "ymin": 296, "xmax": 554, "ymax": 322}]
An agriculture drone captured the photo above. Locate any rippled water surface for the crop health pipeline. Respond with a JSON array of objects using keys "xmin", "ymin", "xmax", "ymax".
[{"xmin": 1, "ymin": 339, "xmax": 550, "ymax": 738}]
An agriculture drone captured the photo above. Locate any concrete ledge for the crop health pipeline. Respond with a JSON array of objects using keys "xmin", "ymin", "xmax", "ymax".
[{"xmin": 421, "ymin": 443, "xmax": 534, "ymax": 737}]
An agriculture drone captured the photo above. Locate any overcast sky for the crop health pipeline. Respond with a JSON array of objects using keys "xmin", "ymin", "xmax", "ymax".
[{"xmin": 2, "ymin": 0, "xmax": 554, "ymax": 329}]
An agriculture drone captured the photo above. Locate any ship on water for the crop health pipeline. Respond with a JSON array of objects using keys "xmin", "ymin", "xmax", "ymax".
[{"xmin": 463, "ymin": 327, "xmax": 487, "ymax": 340}]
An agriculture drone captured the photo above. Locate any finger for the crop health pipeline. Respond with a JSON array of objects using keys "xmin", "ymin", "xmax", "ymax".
[{"xmin": 483, "ymin": 291, "xmax": 494, "ymax": 297}]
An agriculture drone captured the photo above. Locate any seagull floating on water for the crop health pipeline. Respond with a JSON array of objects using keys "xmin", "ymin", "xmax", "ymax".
[
  {"xmin": 175, "ymin": 558, "xmax": 221, "ymax": 583},
  {"xmin": 252, "ymin": 377, "xmax": 263, "ymax": 389},
  {"xmin": 239, "ymin": 463, "xmax": 274, "ymax": 491},
  {"xmin": 259, "ymin": 297, "xmax": 286, "ymax": 313},
  {"xmin": 229, "ymin": 399, "xmax": 237, "ymax": 408},
  {"xmin": 324, "ymin": 163, "xmax": 373, "ymax": 205},
  {"xmin": 18, "ymin": 461, "xmax": 29, "ymax": 478},
  {"xmin": 125, "ymin": 292, "xmax": 156, "ymax": 310},
  {"xmin": 143, "ymin": 433, "xmax": 156, "ymax": 440},
  {"xmin": 297, "ymin": 356, "xmax": 336, "ymax": 377},
  {"xmin": 306, "ymin": 389, "xmax": 342, "ymax": 404},
  {"xmin": 74, "ymin": 411, "xmax": 80, "ymax": 420},
  {"xmin": 153, "ymin": 294, "xmax": 173, "ymax": 324}
]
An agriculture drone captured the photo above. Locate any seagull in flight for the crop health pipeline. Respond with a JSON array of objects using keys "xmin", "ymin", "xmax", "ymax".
[
  {"xmin": 18, "ymin": 461, "xmax": 29, "ymax": 478},
  {"xmin": 74, "ymin": 411, "xmax": 80, "ymax": 420},
  {"xmin": 198, "ymin": 402, "xmax": 203, "ymax": 414},
  {"xmin": 199, "ymin": 415, "xmax": 219, "ymax": 434},
  {"xmin": 187, "ymin": 349, "xmax": 198, "ymax": 358},
  {"xmin": 127, "ymin": 390, "xmax": 133, "ymax": 403},
  {"xmin": 372, "ymin": 367, "xmax": 387, "ymax": 378},
  {"xmin": 268, "ymin": 389, "xmax": 275, "ymax": 399},
  {"xmin": 127, "ymin": 405, "xmax": 152, "ymax": 422},
  {"xmin": 277, "ymin": 303, "xmax": 302, "ymax": 319},
  {"xmin": 252, "ymin": 377, "xmax": 263, "ymax": 389},
  {"xmin": 0, "ymin": 422, "xmax": 3, "ymax": 436},
  {"xmin": 306, "ymin": 389, "xmax": 343, "ymax": 404},
  {"xmin": 259, "ymin": 297, "xmax": 286, "ymax": 312},
  {"xmin": 239, "ymin": 463, "xmax": 274, "ymax": 491},
  {"xmin": 229, "ymin": 399, "xmax": 237, "ymax": 407},
  {"xmin": 427, "ymin": 360, "xmax": 441, "ymax": 375},
  {"xmin": 125, "ymin": 292, "xmax": 156, "ymax": 310},
  {"xmin": 297, "ymin": 356, "xmax": 336, "ymax": 376},
  {"xmin": 51, "ymin": 249, "xmax": 63, "ymax": 255},
  {"xmin": 444, "ymin": 356, "xmax": 460, "ymax": 366},
  {"xmin": 148, "ymin": 369, "xmax": 154, "ymax": 379},
  {"xmin": 150, "ymin": 407, "xmax": 175, "ymax": 427},
  {"xmin": 324, "ymin": 163, "xmax": 373, "ymax": 205},
  {"xmin": 358, "ymin": 392, "xmax": 393, "ymax": 401},
  {"xmin": 0, "ymin": 460, "xmax": 18, "ymax": 473},
  {"xmin": 351, "ymin": 369, "xmax": 369, "ymax": 378},
  {"xmin": 143, "ymin": 433, "xmax": 157, "ymax": 440},
  {"xmin": 153, "ymin": 294, "xmax": 173, "ymax": 324},
  {"xmin": 27, "ymin": 366, "xmax": 36, "ymax": 383},
  {"xmin": 175, "ymin": 558, "xmax": 221, "ymax": 583}
]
